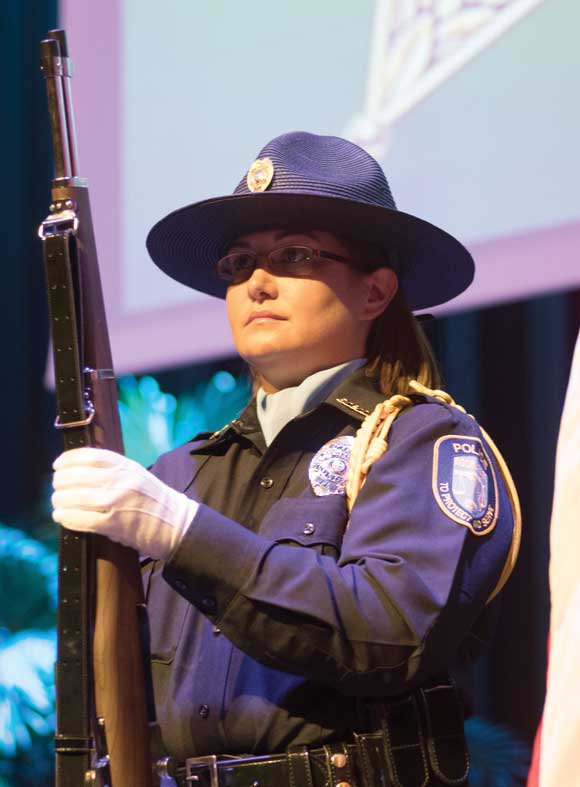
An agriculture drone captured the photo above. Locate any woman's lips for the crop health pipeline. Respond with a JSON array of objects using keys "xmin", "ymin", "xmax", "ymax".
[{"xmin": 246, "ymin": 311, "xmax": 285, "ymax": 325}]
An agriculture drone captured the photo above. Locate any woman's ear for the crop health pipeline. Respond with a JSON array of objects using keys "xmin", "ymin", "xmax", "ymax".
[{"xmin": 363, "ymin": 268, "xmax": 398, "ymax": 320}]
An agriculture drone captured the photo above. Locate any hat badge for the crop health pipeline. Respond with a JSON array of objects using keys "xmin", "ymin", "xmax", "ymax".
[{"xmin": 246, "ymin": 157, "xmax": 274, "ymax": 193}]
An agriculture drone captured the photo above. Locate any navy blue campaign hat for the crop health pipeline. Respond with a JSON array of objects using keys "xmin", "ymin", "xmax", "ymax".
[{"xmin": 146, "ymin": 131, "xmax": 474, "ymax": 310}]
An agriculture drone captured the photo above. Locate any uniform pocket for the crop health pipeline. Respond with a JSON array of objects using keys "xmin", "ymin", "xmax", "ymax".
[{"xmin": 259, "ymin": 494, "xmax": 348, "ymax": 555}]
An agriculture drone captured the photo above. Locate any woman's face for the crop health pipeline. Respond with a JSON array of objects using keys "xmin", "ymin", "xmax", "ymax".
[{"xmin": 224, "ymin": 229, "xmax": 397, "ymax": 391}]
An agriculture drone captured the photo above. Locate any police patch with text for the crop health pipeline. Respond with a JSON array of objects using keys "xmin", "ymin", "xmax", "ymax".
[{"xmin": 432, "ymin": 436, "xmax": 498, "ymax": 536}]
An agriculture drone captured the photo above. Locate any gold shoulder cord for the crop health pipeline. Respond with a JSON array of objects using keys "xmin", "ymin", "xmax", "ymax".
[
  {"xmin": 346, "ymin": 380, "xmax": 522, "ymax": 605},
  {"xmin": 346, "ymin": 393, "xmax": 413, "ymax": 509}
]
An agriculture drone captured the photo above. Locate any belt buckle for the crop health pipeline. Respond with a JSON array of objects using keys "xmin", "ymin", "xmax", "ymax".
[{"xmin": 185, "ymin": 755, "xmax": 219, "ymax": 787}]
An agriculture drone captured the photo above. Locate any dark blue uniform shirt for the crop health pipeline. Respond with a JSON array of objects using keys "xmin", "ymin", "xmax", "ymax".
[{"xmin": 144, "ymin": 369, "xmax": 514, "ymax": 761}]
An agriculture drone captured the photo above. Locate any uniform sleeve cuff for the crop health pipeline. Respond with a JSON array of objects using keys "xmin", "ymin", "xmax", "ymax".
[{"xmin": 162, "ymin": 502, "xmax": 271, "ymax": 620}]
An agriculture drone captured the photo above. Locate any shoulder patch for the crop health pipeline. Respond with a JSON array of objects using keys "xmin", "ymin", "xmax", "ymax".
[{"xmin": 432, "ymin": 435, "xmax": 498, "ymax": 536}]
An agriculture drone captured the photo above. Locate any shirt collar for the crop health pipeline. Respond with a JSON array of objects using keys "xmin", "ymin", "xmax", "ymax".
[
  {"xmin": 256, "ymin": 358, "xmax": 366, "ymax": 446},
  {"xmin": 190, "ymin": 363, "xmax": 393, "ymax": 453}
]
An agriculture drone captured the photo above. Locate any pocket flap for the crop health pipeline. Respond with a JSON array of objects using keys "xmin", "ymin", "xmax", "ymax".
[{"xmin": 259, "ymin": 493, "xmax": 348, "ymax": 548}]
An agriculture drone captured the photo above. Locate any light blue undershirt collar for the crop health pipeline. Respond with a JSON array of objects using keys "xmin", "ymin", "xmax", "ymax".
[{"xmin": 256, "ymin": 358, "xmax": 366, "ymax": 446}]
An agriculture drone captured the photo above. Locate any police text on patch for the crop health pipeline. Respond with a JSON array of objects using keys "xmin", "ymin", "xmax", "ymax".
[{"xmin": 432, "ymin": 435, "xmax": 498, "ymax": 536}]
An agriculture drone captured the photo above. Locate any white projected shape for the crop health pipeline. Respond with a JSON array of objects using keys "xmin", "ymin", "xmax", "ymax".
[{"xmin": 344, "ymin": 0, "xmax": 546, "ymax": 159}]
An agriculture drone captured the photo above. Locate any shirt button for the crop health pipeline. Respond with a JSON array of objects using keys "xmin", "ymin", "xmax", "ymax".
[
  {"xmin": 174, "ymin": 579, "xmax": 187, "ymax": 592},
  {"xmin": 198, "ymin": 704, "xmax": 210, "ymax": 719},
  {"xmin": 212, "ymin": 626, "xmax": 221, "ymax": 636},
  {"xmin": 200, "ymin": 596, "xmax": 216, "ymax": 613},
  {"xmin": 260, "ymin": 476, "xmax": 274, "ymax": 489},
  {"xmin": 303, "ymin": 523, "xmax": 316, "ymax": 535}
]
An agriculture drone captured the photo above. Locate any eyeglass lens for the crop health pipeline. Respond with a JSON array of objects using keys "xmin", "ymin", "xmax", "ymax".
[{"xmin": 217, "ymin": 246, "xmax": 317, "ymax": 283}]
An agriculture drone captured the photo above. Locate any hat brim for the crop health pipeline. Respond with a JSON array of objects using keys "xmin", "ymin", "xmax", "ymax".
[{"xmin": 146, "ymin": 192, "xmax": 474, "ymax": 311}]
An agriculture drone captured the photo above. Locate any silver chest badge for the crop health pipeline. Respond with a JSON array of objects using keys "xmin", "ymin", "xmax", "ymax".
[{"xmin": 309, "ymin": 435, "xmax": 355, "ymax": 496}]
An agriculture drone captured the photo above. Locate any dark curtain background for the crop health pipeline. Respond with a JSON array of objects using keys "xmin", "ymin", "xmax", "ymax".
[
  {"xmin": 429, "ymin": 293, "xmax": 580, "ymax": 740},
  {"xmin": 1, "ymin": 2, "xmax": 57, "ymax": 523},
  {"xmin": 2, "ymin": 1, "xmax": 579, "ymax": 769}
]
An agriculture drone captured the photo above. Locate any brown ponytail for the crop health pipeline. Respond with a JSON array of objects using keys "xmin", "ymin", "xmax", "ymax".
[{"xmin": 364, "ymin": 286, "xmax": 441, "ymax": 395}]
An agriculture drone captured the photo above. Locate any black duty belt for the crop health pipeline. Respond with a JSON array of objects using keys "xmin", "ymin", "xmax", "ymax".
[{"xmin": 174, "ymin": 682, "xmax": 470, "ymax": 787}]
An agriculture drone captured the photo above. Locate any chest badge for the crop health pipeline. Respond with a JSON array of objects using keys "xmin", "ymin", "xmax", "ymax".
[
  {"xmin": 309, "ymin": 435, "xmax": 355, "ymax": 496},
  {"xmin": 433, "ymin": 435, "xmax": 498, "ymax": 536}
]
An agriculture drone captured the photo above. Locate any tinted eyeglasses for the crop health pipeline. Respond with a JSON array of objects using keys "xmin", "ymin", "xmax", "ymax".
[{"xmin": 216, "ymin": 245, "xmax": 352, "ymax": 285}]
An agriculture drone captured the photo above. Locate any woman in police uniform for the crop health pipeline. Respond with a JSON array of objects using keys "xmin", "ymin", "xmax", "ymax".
[{"xmin": 52, "ymin": 131, "xmax": 520, "ymax": 787}]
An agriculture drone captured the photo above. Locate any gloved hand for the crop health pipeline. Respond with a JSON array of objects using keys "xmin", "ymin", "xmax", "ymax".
[{"xmin": 52, "ymin": 447, "xmax": 199, "ymax": 560}]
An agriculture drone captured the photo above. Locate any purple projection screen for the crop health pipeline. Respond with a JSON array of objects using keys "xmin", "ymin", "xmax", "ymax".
[{"xmin": 60, "ymin": 0, "xmax": 580, "ymax": 375}]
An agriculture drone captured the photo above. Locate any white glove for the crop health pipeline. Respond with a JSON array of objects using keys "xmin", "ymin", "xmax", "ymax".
[{"xmin": 52, "ymin": 447, "xmax": 199, "ymax": 560}]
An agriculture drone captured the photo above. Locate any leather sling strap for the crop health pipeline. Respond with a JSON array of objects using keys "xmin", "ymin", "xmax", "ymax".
[{"xmin": 42, "ymin": 229, "xmax": 94, "ymax": 785}]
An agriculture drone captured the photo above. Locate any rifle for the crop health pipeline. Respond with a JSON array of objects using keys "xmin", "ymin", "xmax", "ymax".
[{"xmin": 39, "ymin": 29, "xmax": 157, "ymax": 787}]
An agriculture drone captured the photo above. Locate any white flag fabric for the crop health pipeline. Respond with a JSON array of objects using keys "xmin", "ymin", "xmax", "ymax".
[{"xmin": 540, "ymin": 329, "xmax": 580, "ymax": 787}]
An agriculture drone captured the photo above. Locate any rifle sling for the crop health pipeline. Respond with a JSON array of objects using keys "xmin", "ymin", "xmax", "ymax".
[{"xmin": 43, "ymin": 230, "xmax": 95, "ymax": 784}]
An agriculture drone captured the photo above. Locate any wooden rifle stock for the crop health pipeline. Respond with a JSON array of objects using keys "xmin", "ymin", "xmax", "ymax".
[{"xmin": 39, "ymin": 29, "xmax": 154, "ymax": 787}]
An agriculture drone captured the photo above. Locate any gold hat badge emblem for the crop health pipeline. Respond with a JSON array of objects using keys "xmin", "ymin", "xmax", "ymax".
[{"xmin": 246, "ymin": 157, "xmax": 274, "ymax": 193}]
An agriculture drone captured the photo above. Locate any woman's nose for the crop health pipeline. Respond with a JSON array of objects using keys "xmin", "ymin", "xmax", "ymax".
[{"xmin": 247, "ymin": 263, "xmax": 278, "ymax": 301}]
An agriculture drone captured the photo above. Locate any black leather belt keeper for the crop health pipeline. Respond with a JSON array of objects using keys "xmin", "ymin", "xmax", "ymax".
[
  {"xmin": 419, "ymin": 683, "xmax": 470, "ymax": 785},
  {"xmin": 175, "ymin": 680, "xmax": 469, "ymax": 787}
]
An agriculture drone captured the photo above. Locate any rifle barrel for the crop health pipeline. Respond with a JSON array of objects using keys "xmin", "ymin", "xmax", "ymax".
[
  {"xmin": 47, "ymin": 30, "xmax": 80, "ymax": 178},
  {"xmin": 40, "ymin": 37, "xmax": 72, "ymax": 179}
]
